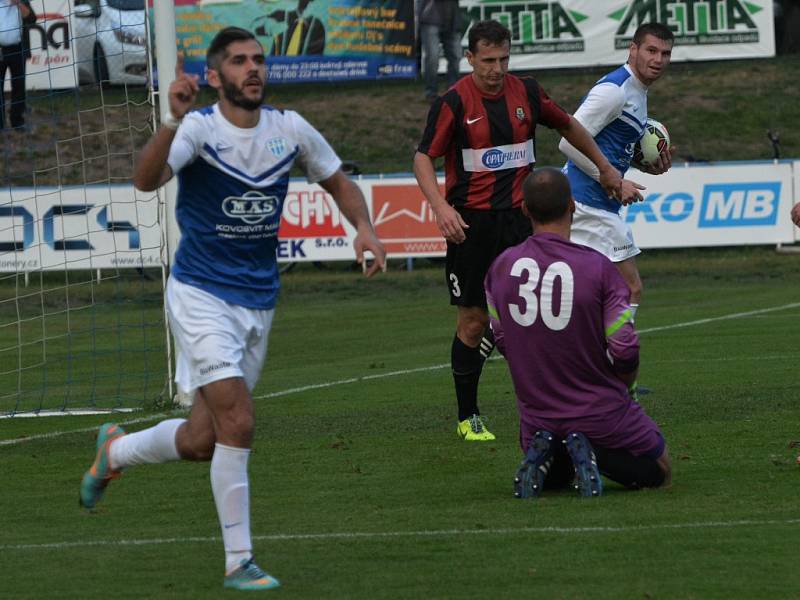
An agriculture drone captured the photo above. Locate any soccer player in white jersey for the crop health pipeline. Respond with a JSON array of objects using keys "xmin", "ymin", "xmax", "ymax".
[
  {"xmin": 560, "ymin": 22, "xmax": 674, "ymax": 322},
  {"xmin": 78, "ymin": 27, "xmax": 386, "ymax": 592}
]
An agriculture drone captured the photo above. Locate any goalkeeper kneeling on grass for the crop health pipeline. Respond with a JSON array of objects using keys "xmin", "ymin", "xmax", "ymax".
[{"xmin": 483, "ymin": 167, "xmax": 671, "ymax": 498}]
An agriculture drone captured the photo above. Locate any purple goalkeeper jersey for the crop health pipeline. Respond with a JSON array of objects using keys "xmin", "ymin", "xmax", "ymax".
[{"xmin": 484, "ymin": 232, "xmax": 639, "ymax": 422}]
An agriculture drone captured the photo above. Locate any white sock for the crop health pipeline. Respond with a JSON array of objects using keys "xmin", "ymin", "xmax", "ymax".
[
  {"xmin": 630, "ymin": 303, "xmax": 639, "ymax": 322},
  {"xmin": 211, "ymin": 443, "xmax": 253, "ymax": 574},
  {"xmin": 109, "ymin": 418, "xmax": 185, "ymax": 470}
]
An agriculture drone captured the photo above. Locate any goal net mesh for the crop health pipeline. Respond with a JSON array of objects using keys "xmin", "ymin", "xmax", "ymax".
[{"xmin": 0, "ymin": 1, "xmax": 169, "ymax": 416}]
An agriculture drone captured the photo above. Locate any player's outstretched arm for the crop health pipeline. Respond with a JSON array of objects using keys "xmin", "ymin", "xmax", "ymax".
[
  {"xmin": 560, "ymin": 138, "xmax": 646, "ymax": 205},
  {"xmin": 557, "ymin": 116, "xmax": 623, "ymax": 199},
  {"xmin": 318, "ymin": 170, "xmax": 386, "ymax": 277},
  {"xmin": 133, "ymin": 54, "xmax": 199, "ymax": 191},
  {"xmin": 133, "ymin": 128, "xmax": 179, "ymax": 191},
  {"xmin": 618, "ymin": 179, "xmax": 647, "ymax": 205},
  {"xmin": 603, "ymin": 263, "xmax": 640, "ymax": 388},
  {"xmin": 413, "ymin": 151, "xmax": 468, "ymax": 244}
]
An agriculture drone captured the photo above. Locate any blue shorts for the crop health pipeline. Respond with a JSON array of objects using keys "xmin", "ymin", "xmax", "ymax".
[{"xmin": 520, "ymin": 400, "xmax": 665, "ymax": 460}]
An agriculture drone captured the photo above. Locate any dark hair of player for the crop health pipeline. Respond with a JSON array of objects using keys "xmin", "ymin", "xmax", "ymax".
[
  {"xmin": 522, "ymin": 167, "xmax": 572, "ymax": 224},
  {"xmin": 632, "ymin": 22, "xmax": 675, "ymax": 46},
  {"xmin": 207, "ymin": 27, "xmax": 261, "ymax": 71},
  {"xmin": 468, "ymin": 20, "xmax": 512, "ymax": 53}
]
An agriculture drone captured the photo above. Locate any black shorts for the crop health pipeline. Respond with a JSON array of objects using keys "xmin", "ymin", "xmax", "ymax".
[{"xmin": 445, "ymin": 207, "xmax": 532, "ymax": 307}]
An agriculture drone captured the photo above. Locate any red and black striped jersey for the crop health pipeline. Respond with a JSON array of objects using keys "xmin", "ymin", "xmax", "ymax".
[{"xmin": 417, "ymin": 73, "xmax": 571, "ymax": 210}]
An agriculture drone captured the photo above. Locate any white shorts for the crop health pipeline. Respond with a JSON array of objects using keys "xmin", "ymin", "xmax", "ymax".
[
  {"xmin": 166, "ymin": 277, "xmax": 275, "ymax": 395},
  {"xmin": 570, "ymin": 202, "xmax": 641, "ymax": 263}
]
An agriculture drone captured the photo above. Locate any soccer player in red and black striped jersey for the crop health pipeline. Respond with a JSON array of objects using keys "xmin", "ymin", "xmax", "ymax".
[{"xmin": 413, "ymin": 20, "xmax": 626, "ymax": 442}]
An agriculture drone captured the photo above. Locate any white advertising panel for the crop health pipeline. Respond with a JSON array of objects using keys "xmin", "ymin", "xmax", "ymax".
[
  {"xmin": 24, "ymin": 0, "xmax": 77, "ymax": 90},
  {"xmin": 0, "ymin": 161, "xmax": 796, "ymax": 272},
  {"xmin": 623, "ymin": 161, "xmax": 795, "ymax": 248},
  {"xmin": 457, "ymin": 0, "xmax": 775, "ymax": 72},
  {"xmin": 0, "ymin": 185, "xmax": 160, "ymax": 271},
  {"xmin": 275, "ymin": 185, "xmax": 361, "ymax": 262}
]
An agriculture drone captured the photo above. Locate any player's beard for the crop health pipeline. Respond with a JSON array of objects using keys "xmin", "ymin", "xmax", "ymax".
[{"xmin": 220, "ymin": 75, "xmax": 266, "ymax": 111}]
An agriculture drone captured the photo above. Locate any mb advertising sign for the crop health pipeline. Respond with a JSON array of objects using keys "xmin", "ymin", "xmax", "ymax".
[{"xmin": 622, "ymin": 162, "xmax": 796, "ymax": 248}]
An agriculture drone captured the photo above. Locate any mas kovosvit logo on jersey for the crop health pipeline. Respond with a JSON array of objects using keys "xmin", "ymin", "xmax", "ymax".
[
  {"xmin": 217, "ymin": 191, "xmax": 282, "ymax": 237},
  {"xmin": 611, "ymin": 0, "xmax": 764, "ymax": 49},
  {"xmin": 461, "ymin": 1, "xmax": 587, "ymax": 53}
]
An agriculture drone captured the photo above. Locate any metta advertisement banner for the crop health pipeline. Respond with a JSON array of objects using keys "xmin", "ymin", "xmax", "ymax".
[{"xmin": 458, "ymin": 0, "xmax": 775, "ymax": 71}]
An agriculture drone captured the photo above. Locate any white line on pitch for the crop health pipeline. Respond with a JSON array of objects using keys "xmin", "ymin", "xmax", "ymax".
[
  {"xmin": 256, "ymin": 302, "xmax": 800, "ymax": 400},
  {"xmin": 4, "ymin": 518, "xmax": 800, "ymax": 552},
  {"xmin": 257, "ymin": 363, "xmax": 450, "ymax": 399},
  {"xmin": 0, "ymin": 408, "xmax": 139, "ymax": 420},
  {"xmin": 637, "ymin": 302, "xmax": 800, "ymax": 334},
  {"xmin": 649, "ymin": 353, "xmax": 799, "ymax": 364},
  {"xmin": 0, "ymin": 413, "xmax": 170, "ymax": 447},
  {"xmin": 2, "ymin": 301, "xmax": 798, "ymax": 447}
]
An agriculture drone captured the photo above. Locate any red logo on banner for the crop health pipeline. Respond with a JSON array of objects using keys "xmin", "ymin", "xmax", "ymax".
[
  {"xmin": 280, "ymin": 190, "xmax": 347, "ymax": 238},
  {"xmin": 372, "ymin": 185, "xmax": 446, "ymax": 256}
]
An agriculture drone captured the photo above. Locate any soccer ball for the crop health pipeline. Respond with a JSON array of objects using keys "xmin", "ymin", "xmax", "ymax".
[{"xmin": 632, "ymin": 118, "xmax": 670, "ymax": 167}]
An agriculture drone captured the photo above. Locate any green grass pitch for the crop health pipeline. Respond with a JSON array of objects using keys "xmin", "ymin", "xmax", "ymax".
[{"xmin": 1, "ymin": 247, "xmax": 799, "ymax": 599}]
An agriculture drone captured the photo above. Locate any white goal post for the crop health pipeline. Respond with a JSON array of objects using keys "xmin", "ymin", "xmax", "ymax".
[{"xmin": 151, "ymin": 1, "xmax": 184, "ymax": 408}]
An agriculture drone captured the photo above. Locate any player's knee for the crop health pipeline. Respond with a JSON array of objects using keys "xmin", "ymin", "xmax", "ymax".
[
  {"xmin": 217, "ymin": 409, "xmax": 255, "ymax": 446},
  {"xmin": 595, "ymin": 446, "xmax": 669, "ymax": 489},
  {"xmin": 635, "ymin": 459, "xmax": 669, "ymax": 488},
  {"xmin": 178, "ymin": 434, "xmax": 215, "ymax": 461},
  {"xmin": 656, "ymin": 450, "xmax": 672, "ymax": 488},
  {"xmin": 626, "ymin": 449, "xmax": 671, "ymax": 488},
  {"xmin": 628, "ymin": 277, "xmax": 643, "ymax": 301},
  {"xmin": 457, "ymin": 314, "xmax": 488, "ymax": 345},
  {"xmin": 190, "ymin": 440, "xmax": 216, "ymax": 461}
]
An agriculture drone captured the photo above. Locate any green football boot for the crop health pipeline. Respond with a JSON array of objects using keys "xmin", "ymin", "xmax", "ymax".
[
  {"xmin": 456, "ymin": 415, "xmax": 496, "ymax": 441},
  {"xmin": 224, "ymin": 558, "xmax": 281, "ymax": 591},
  {"xmin": 79, "ymin": 423, "xmax": 126, "ymax": 509}
]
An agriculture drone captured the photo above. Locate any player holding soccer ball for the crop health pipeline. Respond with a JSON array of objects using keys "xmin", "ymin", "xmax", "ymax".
[
  {"xmin": 560, "ymin": 22, "xmax": 675, "ymax": 322},
  {"xmin": 414, "ymin": 20, "xmax": 625, "ymax": 442},
  {"xmin": 78, "ymin": 27, "xmax": 385, "ymax": 592}
]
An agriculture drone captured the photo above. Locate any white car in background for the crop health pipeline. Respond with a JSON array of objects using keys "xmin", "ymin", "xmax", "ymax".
[{"xmin": 72, "ymin": 0, "xmax": 148, "ymax": 85}]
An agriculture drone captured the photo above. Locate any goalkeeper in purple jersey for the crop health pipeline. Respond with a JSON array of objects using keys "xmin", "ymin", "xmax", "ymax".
[{"xmin": 484, "ymin": 167, "xmax": 671, "ymax": 497}]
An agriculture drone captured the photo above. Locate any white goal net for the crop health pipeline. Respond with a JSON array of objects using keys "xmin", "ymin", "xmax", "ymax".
[{"xmin": 0, "ymin": 0, "xmax": 170, "ymax": 416}]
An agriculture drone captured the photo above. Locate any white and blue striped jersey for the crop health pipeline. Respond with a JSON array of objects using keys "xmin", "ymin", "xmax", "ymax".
[
  {"xmin": 167, "ymin": 104, "xmax": 340, "ymax": 309},
  {"xmin": 565, "ymin": 64, "xmax": 648, "ymax": 214}
]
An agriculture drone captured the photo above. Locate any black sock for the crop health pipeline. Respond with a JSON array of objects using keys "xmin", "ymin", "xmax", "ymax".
[
  {"xmin": 451, "ymin": 334, "xmax": 485, "ymax": 421},
  {"xmin": 594, "ymin": 446, "xmax": 666, "ymax": 489}
]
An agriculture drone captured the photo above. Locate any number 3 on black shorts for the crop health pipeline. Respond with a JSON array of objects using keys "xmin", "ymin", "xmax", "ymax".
[{"xmin": 449, "ymin": 273, "xmax": 462, "ymax": 298}]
